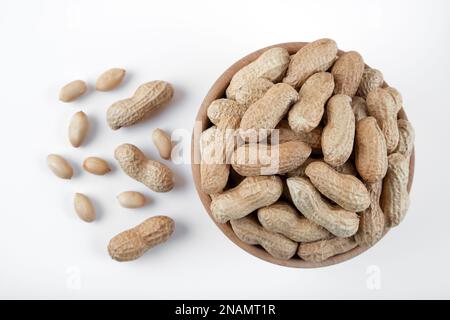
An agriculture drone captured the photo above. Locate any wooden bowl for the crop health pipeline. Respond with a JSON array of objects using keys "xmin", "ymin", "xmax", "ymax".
[{"xmin": 191, "ymin": 42, "xmax": 415, "ymax": 268}]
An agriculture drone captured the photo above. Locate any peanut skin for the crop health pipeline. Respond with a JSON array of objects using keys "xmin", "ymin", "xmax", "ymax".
[
  {"xmin": 152, "ymin": 128, "xmax": 172, "ymax": 160},
  {"xmin": 82, "ymin": 157, "xmax": 111, "ymax": 175},
  {"xmin": 117, "ymin": 191, "xmax": 146, "ymax": 209},
  {"xmin": 305, "ymin": 161, "xmax": 370, "ymax": 212},
  {"xmin": 298, "ymin": 237, "xmax": 357, "ymax": 262},
  {"xmin": 288, "ymin": 72, "xmax": 335, "ymax": 133},
  {"xmin": 230, "ymin": 215, "xmax": 298, "ymax": 260},
  {"xmin": 59, "ymin": 80, "xmax": 87, "ymax": 102},
  {"xmin": 355, "ymin": 117, "xmax": 388, "ymax": 183},
  {"xmin": 210, "ymin": 176, "xmax": 283, "ymax": 223},
  {"xmin": 231, "ymin": 140, "xmax": 311, "ymax": 176},
  {"xmin": 74, "ymin": 193, "xmax": 96, "ymax": 223},
  {"xmin": 47, "ymin": 154, "xmax": 73, "ymax": 179},
  {"xmin": 283, "ymin": 38, "xmax": 338, "ymax": 88},
  {"xmin": 68, "ymin": 111, "xmax": 89, "ymax": 148},
  {"xmin": 96, "ymin": 68, "xmax": 126, "ymax": 91},
  {"xmin": 257, "ymin": 202, "xmax": 332, "ymax": 242},
  {"xmin": 287, "ymin": 177, "xmax": 359, "ymax": 238},
  {"xmin": 108, "ymin": 216, "xmax": 174, "ymax": 262},
  {"xmin": 115, "ymin": 144, "xmax": 174, "ymax": 192},
  {"xmin": 322, "ymin": 94, "xmax": 355, "ymax": 167},
  {"xmin": 226, "ymin": 47, "xmax": 290, "ymax": 99}
]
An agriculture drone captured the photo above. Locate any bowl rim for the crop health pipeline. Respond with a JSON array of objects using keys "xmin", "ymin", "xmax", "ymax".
[{"xmin": 191, "ymin": 41, "xmax": 415, "ymax": 268}]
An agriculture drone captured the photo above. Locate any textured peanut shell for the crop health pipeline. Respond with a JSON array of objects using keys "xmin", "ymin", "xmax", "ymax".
[
  {"xmin": 355, "ymin": 117, "xmax": 388, "ymax": 183},
  {"xmin": 68, "ymin": 111, "xmax": 89, "ymax": 148},
  {"xmin": 366, "ymin": 88, "xmax": 399, "ymax": 153},
  {"xmin": 281, "ymin": 177, "xmax": 294, "ymax": 203},
  {"xmin": 235, "ymin": 78, "xmax": 274, "ymax": 108},
  {"xmin": 285, "ymin": 157, "xmax": 317, "ymax": 178},
  {"xmin": 107, "ymin": 81, "xmax": 173, "ymax": 130},
  {"xmin": 275, "ymin": 120, "xmax": 322, "ymax": 153},
  {"xmin": 352, "ymin": 96, "xmax": 368, "ymax": 122},
  {"xmin": 108, "ymin": 216, "xmax": 174, "ymax": 262},
  {"xmin": 395, "ymin": 119, "xmax": 415, "ymax": 159},
  {"xmin": 47, "ymin": 154, "xmax": 73, "ymax": 179},
  {"xmin": 357, "ymin": 67, "xmax": 384, "ymax": 98},
  {"xmin": 200, "ymin": 117, "xmax": 239, "ymax": 194},
  {"xmin": 257, "ymin": 202, "xmax": 332, "ymax": 242},
  {"xmin": 305, "ymin": 161, "xmax": 370, "ymax": 212},
  {"xmin": 59, "ymin": 80, "xmax": 87, "ymax": 102},
  {"xmin": 226, "ymin": 47, "xmax": 290, "ymax": 99},
  {"xmin": 283, "ymin": 38, "xmax": 338, "ymax": 88},
  {"xmin": 96, "ymin": 68, "xmax": 126, "ymax": 91},
  {"xmin": 335, "ymin": 161, "xmax": 358, "ymax": 176},
  {"xmin": 322, "ymin": 94, "xmax": 355, "ymax": 167},
  {"xmin": 114, "ymin": 144, "xmax": 174, "ymax": 192},
  {"xmin": 217, "ymin": 115, "xmax": 241, "ymax": 130},
  {"xmin": 381, "ymin": 153, "xmax": 410, "ymax": 227},
  {"xmin": 200, "ymin": 127, "xmax": 225, "ymax": 194},
  {"xmin": 231, "ymin": 140, "xmax": 311, "ymax": 176},
  {"xmin": 206, "ymin": 99, "xmax": 247, "ymax": 126},
  {"xmin": 74, "ymin": 193, "xmax": 96, "ymax": 222},
  {"xmin": 288, "ymin": 72, "xmax": 335, "ymax": 133},
  {"xmin": 331, "ymin": 51, "xmax": 365, "ymax": 96},
  {"xmin": 385, "ymin": 87, "xmax": 403, "ymax": 113},
  {"xmin": 298, "ymin": 237, "xmax": 357, "ymax": 262},
  {"xmin": 287, "ymin": 177, "xmax": 359, "ymax": 238},
  {"xmin": 230, "ymin": 215, "xmax": 297, "ymax": 260},
  {"xmin": 210, "ymin": 176, "xmax": 283, "ymax": 223},
  {"xmin": 82, "ymin": 157, "xmax": 111, "ymax": 175},
  {"xmin": 354, "ymin": 181, "xmax": 385, "ymax": 248},
  {"xmin": 240, "ymin": 83, "xmax": 298, "ymax": 141},
  {"xmin": 117, "ymin": 191, "xmax": 146, "ymax": 208},
  {"xmin": 287, "ymin": 158, "xmax": 357, "ymax": 178},
  {"xmin": 152, "ymin": 128, "xmax": 172, "ymax": 160}
]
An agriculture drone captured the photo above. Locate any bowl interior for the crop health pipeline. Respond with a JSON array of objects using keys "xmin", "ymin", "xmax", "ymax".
[{"xmin": 191, "ymin": 42, "xmax": 415, "ymax": 268}]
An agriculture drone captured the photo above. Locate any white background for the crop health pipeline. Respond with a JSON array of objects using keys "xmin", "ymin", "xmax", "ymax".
[{"xmin": 0, "ymin": 0, "xmax": 449, "ymax": 299}]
